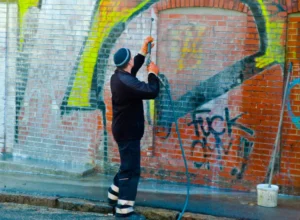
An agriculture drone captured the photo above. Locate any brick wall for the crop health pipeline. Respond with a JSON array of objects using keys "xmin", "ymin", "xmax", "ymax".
[
  {"xmin": 280, "ymin": 13, "xmax": 300, "ymax": 194},
  {"xmin": 0, "ymin": 3, "xmax": 6, "ymax": 152},
  {"xmin": 3, "ymin": 0, "xmax": 300, "ymax": 195}
]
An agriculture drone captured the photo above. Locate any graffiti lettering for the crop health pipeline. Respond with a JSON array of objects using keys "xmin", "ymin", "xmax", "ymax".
[
  {"xmin": 232, "ymin": 137, "xmax": 254, "ymax": 179},
  {"xmin": 188, "ymin": 108, "xmax": 254, "ymax": 172},
  {"xmin": 287, "ymin": 78, "xmax": 300, "ymax": 129}
]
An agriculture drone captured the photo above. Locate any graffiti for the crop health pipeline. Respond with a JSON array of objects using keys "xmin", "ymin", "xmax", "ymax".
[
  {"xmin": 187, "ymin": 108, "xmax": 254, "ymax": 175},
  {"xmin": 270, "ymin": 1, "xmax": 285, "ymax": 14},
  {"xmin": 15, "ymin": 0, "xmax": 42, "ymax": 144},
  {"xmin": 153, "ymin": 0, "xmax": 287, "ymax": 186},
  {"xmin": 62, "ymin": 0, "xmax": 157, "ymax": 111},
  {"xmin": 60, "ymin": 0, "xmax": 158, "ymax": 159},
  {"xmin": 287, "ymin": 78, "xmax": 300, "ymax": 129},
  {"xmin": 14, "ymin": 0, "xmax": 286, "ymax": 142},
  {"xmin": 233, "ymin": 137, "xmax": 254, "ymax": 179},
  {"xmin": 14, "ymin": 0, "xmax": 158, "ymax": 161},
  {"xmin": 17, "ymin": 0, "xmax": 41, "ymax": 50},
  {"xmin": 157, "ymin": 0, "xmax": 285, "ymax": 135},
  {"xmin": 7, "ymin": 0, "xmax": 298, "ymax": 192},
  {"xmin": 254, "ymin": 0, "xmax": 284, "ymax": 68}
]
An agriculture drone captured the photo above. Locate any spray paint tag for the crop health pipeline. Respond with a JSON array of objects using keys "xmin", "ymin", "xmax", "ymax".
[{"xmin": 287, "ymin": 79, "xmax": 300, "ymax": 129}]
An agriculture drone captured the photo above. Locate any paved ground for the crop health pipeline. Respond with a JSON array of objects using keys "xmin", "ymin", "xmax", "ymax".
[
  {"xmin": 0, "ymin": 203, "xmax": 114, "ymax": 220},
  {"xmin": 0, "ymin": 171, "xmax": 299, "ymax": 220}
]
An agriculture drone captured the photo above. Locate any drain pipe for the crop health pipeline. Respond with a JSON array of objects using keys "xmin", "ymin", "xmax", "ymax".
[{"xmin": 3, "ymin": 0, "xmax": 10, "ymax": 154}]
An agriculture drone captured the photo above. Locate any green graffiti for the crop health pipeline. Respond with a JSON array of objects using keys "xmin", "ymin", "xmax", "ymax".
[{"xmin": 67, "ymin": 0, "xmax": 154, "ymax": 108}]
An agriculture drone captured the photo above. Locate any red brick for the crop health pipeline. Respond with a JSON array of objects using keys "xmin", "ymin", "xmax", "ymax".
[
  {"xmin": 288, "ymin": 22, "xmax": 298, "ymax": 29},
  {"xmin": 292, "ymin": 0, "xmax": 298, "ymax": 13},
  {"xmin": 290, "ymin": 17, "xmax": 300, "ymax": 22},
  {"xmin": 247, "ymin": 27, "xmax": 258, "ymax": 33},
  {"xmin": 181, "ymin": 0, "xmax": 185, "ymax": 7},
  {"xmin": 213, "ymin": 0, "xmax": 219, "ymax": 7},
  {"xmin": 162, "ymin": 0, "xmax": 167, "ymax": 10},
  {"xmin": 186, "ymin": 0, "xmax": 190, "ymax": 7},
  {"xmin": 243, "ymin": 4, "xmax": 248, "ymax": 13},
  {"xmin": 228, "ymin": 0, "xmax": 234, "ymax": 9},
  {"xmin": 288, "ymin": 41, "xmax": 300, "ymax": 46},
  {"xmin": 155, "ymin": 2, "xmax": 163, "ymax": 11},
  {"xmin": 218, "ymin": 21, "xmax": 226, "ymax": 26},
  {"xmin": 238, "ymin": 2, "xmax": 245, "ymax": 12},
  {"xmin": 186, "ymin": 14, "xmax": 203, "ymax": 19},
  {"xmin": 224, "ymin": 0, "xmax": 229, "ymax": 9},
  {"xmin": 167, "ymin": 0, "xmax": 172, "ymax": 8},
  {"xmin": 174, "ymin": 0, "xmax": 179, "ymax": 7},
  {"xmin": 200, "ymin": 0, "xmax": 204, "ymax": 7},
  {"xmin": 205, "ymin": 14, "xmax": 224, "ymax": 20},
  {"xmin": 190, "ymin": 0, "xmax": 195, "ymax": 7},
  {"xmin": 169, "ymin": 14, "xmax": 185, "ymax": 19},
  {"xmin": 286, "ymin": 0, "xmax": 293, "ymax": 13},
  {"xmin": 218, "ymin": 0, "xmax": 224, "ymax": 8},
  {"xmin": 232, "ymin": 0, "xmax": 239, "ymax": 11},
  {"xmin": 171, "ymin": 0, "xmax": 176, "ymax": 8}
]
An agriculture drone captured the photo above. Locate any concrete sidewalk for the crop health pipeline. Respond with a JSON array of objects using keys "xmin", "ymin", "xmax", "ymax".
[
  {"xmin": 0, "ymin": 171, "xmax": 299, "ymax": 220},
  {"xmin": 0, "ymin": 202, "xmax": 115, "ymax": 220}
]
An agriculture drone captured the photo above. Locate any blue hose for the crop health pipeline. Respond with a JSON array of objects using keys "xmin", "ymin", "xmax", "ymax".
[
  {"xmin": 158, "ymin": 75, "xmax": 190, "ymax": 220},
  {"xmin": 147, "ymin": 40, "xmax": 190, "ymax": 218}
]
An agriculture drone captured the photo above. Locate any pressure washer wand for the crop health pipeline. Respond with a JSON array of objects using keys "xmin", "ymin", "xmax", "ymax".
[
  {"xmin": 146, "ymin": 18, "xmax": 154, "ymax": 66},
  {"xmin": 145, "ymin": 18, "xmax": 189, "ymax": 219},
  {"xmin": 146, "ymin": 18, "xmax": 165, "ymax": 87}
]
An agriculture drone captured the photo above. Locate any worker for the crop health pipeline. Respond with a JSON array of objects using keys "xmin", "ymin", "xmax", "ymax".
[{"xmin": 108, "ymin": 36, "xmax": 160, "ymax": 219}]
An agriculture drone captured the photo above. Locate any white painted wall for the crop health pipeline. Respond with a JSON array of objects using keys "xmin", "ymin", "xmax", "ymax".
[
  {"xmin": 2, "ymin": 3, "xmax": 18, "ymax": 153},
  {"xmin": 0, "ymin": 3, "xmax": 7, "ymax": 152}
]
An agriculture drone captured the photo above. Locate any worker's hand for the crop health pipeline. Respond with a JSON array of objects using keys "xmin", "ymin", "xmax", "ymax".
[
  {"xmin": 140, "ymin": 36, "xmax": 154, "ymax": 55},
  {"xmin": 147, "ymin": 62, "xmax": 159, "ymax": 75}
]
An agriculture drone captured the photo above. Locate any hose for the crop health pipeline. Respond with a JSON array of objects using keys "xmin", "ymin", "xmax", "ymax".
[
  {"xmin": 147, "ymin": 62, "xmax": 190, "ymax": 220},
  {"xmin": 154, "ymin": 74, "xmax": 190, "ymax": 220},
  {"xmin": 146, "ymin": 18, "xmax": 190, "ymax": 217},
  {"xmin": 162, "ymin": 78, "xmax": 190, "ymax": 220}
]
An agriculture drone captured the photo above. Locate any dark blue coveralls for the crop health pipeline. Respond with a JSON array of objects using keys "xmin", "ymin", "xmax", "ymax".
[{"xmin": 108, "ymin": 53, "xmax": 160, "ymax": 218}]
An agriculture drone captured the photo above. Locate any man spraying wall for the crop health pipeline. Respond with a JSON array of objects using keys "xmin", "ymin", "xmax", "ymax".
[{"xmin": 108, "ymin": 36, "xmax": 160, "ymax": 220}]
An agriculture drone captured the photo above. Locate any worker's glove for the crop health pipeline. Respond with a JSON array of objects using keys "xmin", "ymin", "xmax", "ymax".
[
  {"xmin": 147, "ymin": 62, "xmax": 159, "ymax": 75},
  {"xmin": 140, "ymin": 36, "xmax": 154, "ymax": 56}
]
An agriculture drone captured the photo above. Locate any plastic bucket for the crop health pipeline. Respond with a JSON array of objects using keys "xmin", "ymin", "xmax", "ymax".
[{"xmin": 257, "ymin": 184, "xmax": 279, "ymax": 207}]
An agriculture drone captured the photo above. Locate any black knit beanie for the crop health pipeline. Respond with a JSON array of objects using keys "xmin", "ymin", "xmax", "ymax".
[{"xmin": 113, "ymin": 48, "xmax": 131, "ymax": 68}]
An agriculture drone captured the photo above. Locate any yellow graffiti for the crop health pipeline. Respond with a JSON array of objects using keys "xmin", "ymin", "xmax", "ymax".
[
  {"xmin": 0, "ymin": 0, "xmax": 17, "ymax": 3},
  {"xmin": 18, "ymin": 0, "xmax": 39, "ymax": 50},
  {"xmin": 178, "ymin": 27, "xmax": 205, "ymax": 70},
  {"xmin": 68, "ymin": 0, "xmax": 152, "ymax": 107},
  {"xmin": 255, "ymin": 0, "xmax": 284, "ymax": 68},
  {"xmin": 150, "ymin": 100, "xmax": 155, "ymax": 121}
]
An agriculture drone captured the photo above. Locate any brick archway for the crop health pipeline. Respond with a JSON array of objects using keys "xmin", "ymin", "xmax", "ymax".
[
  {"xmin": 286, "ymin": 0, "xmax": 300, "ymax": 13},
  {"xmin": 154, "ymin": 0, "xmax": 249, "ymax": 13}
]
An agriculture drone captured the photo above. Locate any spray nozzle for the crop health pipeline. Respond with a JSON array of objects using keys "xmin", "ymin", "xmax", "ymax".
[{"xmin": 146, "ymin": 18, "xmax": 154, "ymax": 66}]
